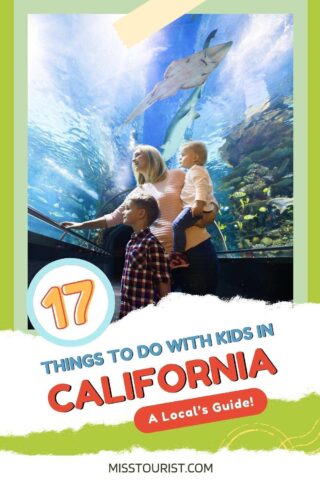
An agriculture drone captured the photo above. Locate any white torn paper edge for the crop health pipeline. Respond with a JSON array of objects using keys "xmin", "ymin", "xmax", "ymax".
[{"xmin": 0, "ymin": 295, "xmax": 319, "ymax": 435}]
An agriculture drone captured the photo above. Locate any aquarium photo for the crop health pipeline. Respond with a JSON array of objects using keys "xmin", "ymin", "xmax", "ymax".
[{"xmin": 28, "ymin": 13, "xmax": 293, "ymax": 303}]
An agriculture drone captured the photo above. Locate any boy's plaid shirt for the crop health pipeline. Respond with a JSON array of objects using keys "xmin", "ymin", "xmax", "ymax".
[{"xmin": 119, "ymin": 228, "xmax": 170, "ymax": 318}]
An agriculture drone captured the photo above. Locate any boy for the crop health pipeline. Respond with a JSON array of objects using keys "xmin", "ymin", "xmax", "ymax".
[
  {"xmin": 119, "ymin": 193, "xmax": 171, "ymax": 318},
  {"xmin": 170, "ymin": 141, "xmax": 218, "ymax": 269}
]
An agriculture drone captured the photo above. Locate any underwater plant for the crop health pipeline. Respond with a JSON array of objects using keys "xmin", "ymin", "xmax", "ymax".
[{"xmin": 218, "ymin": 96, "xmax": 293, "ymax": 252}]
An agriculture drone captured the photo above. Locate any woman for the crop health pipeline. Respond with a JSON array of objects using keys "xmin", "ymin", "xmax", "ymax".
[{"xmin": 62, "ymin": 145, "xmax": 219, "ymax": 295}]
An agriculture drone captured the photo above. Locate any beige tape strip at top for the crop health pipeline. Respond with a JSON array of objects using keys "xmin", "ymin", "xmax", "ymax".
[{"xmin": 113, "ymin": 0, "xmax": 207, "ymax": 47}]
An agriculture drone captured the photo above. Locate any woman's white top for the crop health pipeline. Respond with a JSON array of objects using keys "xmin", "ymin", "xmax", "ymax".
[{"xmin": 104, "ymin": 169, "xmax": 219, "ymax": 253}]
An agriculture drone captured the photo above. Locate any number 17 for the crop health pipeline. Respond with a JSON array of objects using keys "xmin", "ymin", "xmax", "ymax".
[{"xmin": 41, "ymin": 279, "xmax": 95, "ymax": 329}]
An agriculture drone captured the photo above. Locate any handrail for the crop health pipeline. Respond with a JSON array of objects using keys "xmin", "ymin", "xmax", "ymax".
[
  {"xmin": 96, "ymin": 188, "xmax": 132, "ymax": 217},
  {"xmin": 29, "ymin": 206, "xmax": 293, "ymax": 258},
  {"xmin": 216, "ymin": 245, "xmax": 293, "ymax": 255},
  {"xmin": 213, "ymin": 220, "xmax": 228, "ymax": 251},
  {"xmin": 28, "ymin": 206, "xmax": 111, "ymax": 256},
  {"xmin": 97, "ymin": 188, "xmax": 230, "ymax": 253}
]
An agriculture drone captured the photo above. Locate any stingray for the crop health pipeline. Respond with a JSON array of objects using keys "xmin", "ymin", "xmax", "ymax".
[
  {"xmin": 125, "ymin": 37, "xmax": 233, "ymax": 123},
  {"xmin": 269, "ymin": 197, "xmax": 293, "ymax": 214},
  {"xmin": 161, "ymin": 30, "xmax": 220, "ymax": 161}
]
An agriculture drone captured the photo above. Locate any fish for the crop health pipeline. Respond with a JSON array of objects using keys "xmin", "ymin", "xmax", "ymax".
[
  {"xmin": 49, "ymin": 211, "xmax": 65, "ymax": 218},
  {"xmin": 268, "ymin": 197, "xmax": 293, "ymax": 214},
  {"xmin": 275, "ymin": 157, "xmax": 290, "ymax": 178},
  {"xmin": 125, "ymin": 38, "xmax": 232, "ymax": 123},
  {"xmin": 231, "ymin": 191, "xmax": 246, "ymax": 198},
  {"xmin": 243, "ymin": 214, "xmax": 257, "ymax": 221},
  {"xmin": 161, "ymin": 30, "xmax": 219, "ymax": 161},
  {"xmin": 37, "ymin": 195, "xmax": 48, "ymax": 204},
  {"xmin": 28, "ymin": 186, "xmax": 44, "ymax": 194},
  {"xmin": 161, "ymin": 86, "xmax": 202, "ymax": 161}
]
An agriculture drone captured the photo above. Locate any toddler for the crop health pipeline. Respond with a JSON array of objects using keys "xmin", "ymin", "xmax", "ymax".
[{"xmin": 170, "ymin": 141, "xmax": 218, "ymax": 269}]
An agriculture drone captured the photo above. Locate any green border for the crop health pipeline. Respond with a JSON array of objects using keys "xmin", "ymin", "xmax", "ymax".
[
  {"xmin": 0, "ymin": 0, "xmax": 319, "ymax": 457},
  {"xmin": 308, "ymin": 0, "xmax": 320, "ymax": 302},
  {"xmin": 0, "ymin": 4, "xmax": 315, "ymax": 309},
  {"xmin": 10, "ymin": 0, "xmax": 308, "ymax": 333},
  {"xmin": 0, "ymin": 395, "xmax": 319, "ymax": 454},
  {"xmin": 0, "ymin": 0, "xmax": 14, "ymax": 330}
]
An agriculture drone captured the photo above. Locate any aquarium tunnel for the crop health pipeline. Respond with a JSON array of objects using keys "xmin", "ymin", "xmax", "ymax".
[{"xmin": 28, "ymin": 14, "xmax": 293, "ymax": 306}]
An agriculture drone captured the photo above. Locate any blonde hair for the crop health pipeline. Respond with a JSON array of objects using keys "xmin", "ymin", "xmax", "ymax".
[
  {"xmin": 129, "ymin": 193, "xmax": 160, "ymax": 226},
  {"xmin": 133, "ymin": 145, "xmax": 168, "ymax": 185},
  {"xmin": 183, "ymin": 141, "xmax": 208, "ymax": 166}
]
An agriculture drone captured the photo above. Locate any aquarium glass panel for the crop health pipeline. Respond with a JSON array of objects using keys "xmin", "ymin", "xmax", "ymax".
[{"xmin": 28, "ymin": 14, "xmax": 293, "ymax": 255}]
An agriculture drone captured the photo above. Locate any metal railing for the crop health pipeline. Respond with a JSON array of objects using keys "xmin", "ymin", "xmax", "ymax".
[
  {"xmin": 28, "ymin": 206, "xmax": 111, "ymax": 256},
  {"xmin": 216, "ymin": 245, "xmax": 293, "ymax": 255},
  {"xmin": 29, "ymin": 201, "xmax": 293, "ymax": 259},
  {"xmin": 96, "ymin": 189, "xmax": 132, "ymax": 217}
]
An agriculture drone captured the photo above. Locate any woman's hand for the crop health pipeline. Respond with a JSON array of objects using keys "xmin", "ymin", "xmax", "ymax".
[
  {"xmin": 194, "ymin": 205, "xmax": 218, "ymax": 228},
  {"xmin": 60, "ymin": 221, "xmax": 84, "ymax": 230}
]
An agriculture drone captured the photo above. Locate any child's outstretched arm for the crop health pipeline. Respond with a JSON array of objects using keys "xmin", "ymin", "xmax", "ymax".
[
  {"xmin": 61, "ymin": 187, "xmax": 143, "ymax": 230},
  {"xmin": 61, "ymin": 217, "xmax": 107, "ymax": 230}
]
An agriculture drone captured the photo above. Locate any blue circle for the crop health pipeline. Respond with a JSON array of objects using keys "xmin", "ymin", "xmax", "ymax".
[{"xmin": 27, "ymin": 258, "xmax": 115, "ymax": 346}]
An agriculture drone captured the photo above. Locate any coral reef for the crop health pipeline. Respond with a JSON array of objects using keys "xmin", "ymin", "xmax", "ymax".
[{"xmin": 218, "ymin": 96, "xmax": 293, "ymax": 253}]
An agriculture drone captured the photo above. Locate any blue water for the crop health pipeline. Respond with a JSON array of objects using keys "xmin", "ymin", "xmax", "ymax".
[{"xmin": 28, "ymin": 13, "xmax": 293, "ymax": 252}]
